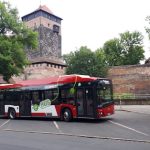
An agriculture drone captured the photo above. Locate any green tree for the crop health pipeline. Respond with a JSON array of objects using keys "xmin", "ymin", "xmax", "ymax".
[
  {"xmin": 120, "ymin": 31, "xmax": 144, "ymax": 65},
  {"xmin": 102, "ymin": 38, "xmax": 123, "ymax": 66},
  {"xmin": 63, "ymin": 46, "xmax": 108, "ymax": 77},
  {"xmin": 102, "ymin": 31, "xmax": 145, "ymax": 66},
  {"xmin": 0, "ymin": 1, "xmax": 38, "ymax": 82},
  {"xmin": 95, "ymin": 48, "xmax": 108, "ymax": 77}
]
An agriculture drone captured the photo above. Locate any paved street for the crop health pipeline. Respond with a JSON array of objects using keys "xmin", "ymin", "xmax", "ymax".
[{"xmin": 0, "ymin": 105, "xmax": 150, "ymax": 150}]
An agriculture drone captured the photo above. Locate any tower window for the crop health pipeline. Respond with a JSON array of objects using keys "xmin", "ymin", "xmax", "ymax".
[{"xmin": 53, "ymin": 25, "xmax": 59, "ymax": 33}]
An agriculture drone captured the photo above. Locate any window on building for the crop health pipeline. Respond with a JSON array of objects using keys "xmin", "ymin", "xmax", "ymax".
[{"xmin": 53, "ymin": 25, "xmax": 59, "ymax": 33}]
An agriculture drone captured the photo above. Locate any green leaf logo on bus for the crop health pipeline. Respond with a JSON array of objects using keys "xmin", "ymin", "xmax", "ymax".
[
  {"xmin": 32, "ymin": 99, "xmax": 51, "ymax": 111},
  {"xmin": 69, "ymin": 87, "xmax": 75, "ymax": 94},
  {"xmin": 40, "ymin": 99, "xmax": 51, "ymax": 109},
  {"xmin": 33, "ymin": 104, "xmax": 39, "ymax": 111}
]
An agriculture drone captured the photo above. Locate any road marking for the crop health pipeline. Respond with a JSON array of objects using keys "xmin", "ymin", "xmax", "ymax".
[
  {"xmin": 3, "ymin": 129, "xmax": 150, "ymax": 144},
  {"xmin": 53, "ymin": 121, "xmax": 62, "ymax": 133},
  {"xmin": 53, "ymin": 121, "xmax": 59, "ymax": 130},
  {"xmin": 0, "ymin": 119, "xmax": 10, "ymax": 128},
  {"xmin": 109, "ymin": 120, "xmax": 150, "ymax": 137}
]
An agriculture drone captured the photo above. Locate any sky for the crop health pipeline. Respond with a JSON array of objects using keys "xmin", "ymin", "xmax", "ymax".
[{"xmin": 6, "ymin": 0, "xmax": 150, "ymax": 59}]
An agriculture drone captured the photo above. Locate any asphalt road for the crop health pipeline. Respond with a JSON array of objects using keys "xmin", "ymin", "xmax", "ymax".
[{"xmin": 0, "ymin": 110, "xmax": 150, "ymax": 150}]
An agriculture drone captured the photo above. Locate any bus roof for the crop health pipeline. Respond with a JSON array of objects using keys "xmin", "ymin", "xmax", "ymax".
[
  {"xmin": 0, "ymin": 75, "xmax": 98, "ymax": 90},
  {"xmin": 0, "ymin": 84, "xmax": 22, "ymax": 90}
]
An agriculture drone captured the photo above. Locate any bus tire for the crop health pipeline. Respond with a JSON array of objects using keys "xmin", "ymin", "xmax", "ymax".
[
  {"xmin": 8, "ymin": 108, "xmax": 16, "ymax": 119},
  {"xmin": 62, "ymin": 108, "xmax": 72, "ymax": 122}
]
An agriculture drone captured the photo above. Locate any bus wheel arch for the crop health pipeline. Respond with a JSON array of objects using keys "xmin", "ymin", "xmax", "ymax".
[
  {"xmin": 61, "ymin": 108, "xmax": 73, "ymax": 122},
  {"xmin": 8, "ymin": 108, "xmax": 16, "ymax": 119}
]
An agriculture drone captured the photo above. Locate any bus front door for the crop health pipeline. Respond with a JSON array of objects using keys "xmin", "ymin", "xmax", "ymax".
[
  {"xmin": 76, "ymin": 89, "xmax": 84, "ymax": 116},
  {"xmin": 76, "ymin": 88, "xmax": 94, "ymax": 117},
  {"xmin": 85, "ymin": 88, "xmax": 94, "ymax": 117}
]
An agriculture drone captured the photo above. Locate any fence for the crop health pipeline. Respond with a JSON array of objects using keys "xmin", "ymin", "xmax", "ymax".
[{"xmin": 114, "ymin": 93, "xmax": 150, "ymax": 105}]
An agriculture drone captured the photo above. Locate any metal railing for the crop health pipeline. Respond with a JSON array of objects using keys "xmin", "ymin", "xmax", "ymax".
[{"xmin": 113, "ymin": 93, "xmax": 150, "ymax": 100}]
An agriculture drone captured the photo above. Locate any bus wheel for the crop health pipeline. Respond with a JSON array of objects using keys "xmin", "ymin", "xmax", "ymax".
[
  {"xmin": 62, "ymin": 109, "xmax": 72, "ymax": 122},
  {"xmin": 8, "ymin": 108, "xmax": 16, "ymax": 119}
]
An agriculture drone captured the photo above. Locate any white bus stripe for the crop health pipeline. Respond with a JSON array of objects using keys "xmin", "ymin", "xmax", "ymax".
[
  {"xmin": 0, "ymin": 119, "xmax": 10, "ymax": 128},
  {"xmin": 109, "ymin": 120, "xmax": 149, "ymax": 136}
]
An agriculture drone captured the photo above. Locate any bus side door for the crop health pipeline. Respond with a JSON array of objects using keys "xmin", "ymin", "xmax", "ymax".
[
  {"xmin": 0, "ymin": 92, "xmax": 4, "ymax": 116},
  {"xmin": 20, "ymin": 92, "xmax": 31, "ymax": 116}
]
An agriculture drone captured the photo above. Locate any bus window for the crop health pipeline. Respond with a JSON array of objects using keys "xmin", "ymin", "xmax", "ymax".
[
  {"xmin": 52, "ymin": 89, "xmax": 59, "ymax": 99},
  {"xmin": 24, "ymin": 92, "xmax": 31, "ymax": 101},
  {"xmin": 51, "ymin": 89, "xmax": 59, "ymax": 105},
  {"xmin": 97, "ymin": 86, "xmax": 112, "ymax": 103},
  {"xmin": 32, "ymin": 91, "xmax": 40, "ymax": 104},
  {"xmin": 61, "ymin": 89, "xmax": 75, "ymax": 105},
  {"xmin": 44, "ymin": 90, "xmax": 53, "ymax": 100},
  {"xmin": 0, "ymin": 92, "xmax": 3, "ymax": 101},
  {"xmin": 44, "ymin": 89, "xmax": 59, "ymax": 105},
  {"xmin": 5, "ymin": 92, "xmax": 20, "ymax": 105}
]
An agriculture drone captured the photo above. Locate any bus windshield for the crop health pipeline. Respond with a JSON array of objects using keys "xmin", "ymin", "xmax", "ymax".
[{"xmin": 97, "ymin": 80, "xmax": 113, "ymax": 104}]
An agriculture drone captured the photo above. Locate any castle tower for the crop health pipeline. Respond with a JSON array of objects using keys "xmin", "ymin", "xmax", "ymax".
[
  {"xmin": 14, "ymin": 5, "xmax": 67, "ymax": 80},
  {"xmin": 22, "ymin": 5, "xmax": 62, "ymax": 61}
]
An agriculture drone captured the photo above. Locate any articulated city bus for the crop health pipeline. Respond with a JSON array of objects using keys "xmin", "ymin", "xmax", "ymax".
[{"xmin": 0, "ymin": 75, "xmax": 114, "ymax": 121}]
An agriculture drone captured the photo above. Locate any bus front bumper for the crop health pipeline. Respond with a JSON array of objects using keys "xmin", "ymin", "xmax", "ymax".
[{"xmin": 97, "ymin": 104, "xmax": 114, "ymax": 118}]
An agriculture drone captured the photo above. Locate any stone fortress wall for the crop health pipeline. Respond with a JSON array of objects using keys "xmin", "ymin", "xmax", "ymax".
[
  {"xmin": 108, "ymin": 64, "xmax": 150, "ymax": 100},
  {"xmin": 14, "ymin": 61, "xmax": 65, "ymax": 81}
]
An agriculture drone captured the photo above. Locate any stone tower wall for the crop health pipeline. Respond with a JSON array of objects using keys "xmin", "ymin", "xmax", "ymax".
[
  {"xmin": 26, "ymin": 26, "xmax": 61, "ymax": 59},
  {"xmin": 25, "ymin": 16, "xmax": 61, "ymax": 35}
]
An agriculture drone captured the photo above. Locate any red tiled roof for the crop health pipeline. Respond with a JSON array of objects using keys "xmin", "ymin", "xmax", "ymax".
[
  {"xmin": 22, "ymin": 5, "xmax": 62, "ymax": 20},
  {"xmin": 36, "ymin": 5, "xmax": 53, "ymax": 14}
]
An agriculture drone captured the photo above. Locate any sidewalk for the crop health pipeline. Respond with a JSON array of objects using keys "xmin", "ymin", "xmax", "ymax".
[{"xmin": 115, "ymin": 105, "xmax": 150, "ymax": 115}]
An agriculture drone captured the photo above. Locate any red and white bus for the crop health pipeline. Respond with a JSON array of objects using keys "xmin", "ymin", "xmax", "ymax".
[{"xmin": 0, "ymin": 75, "xmax": 114, "ymax": 121}]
